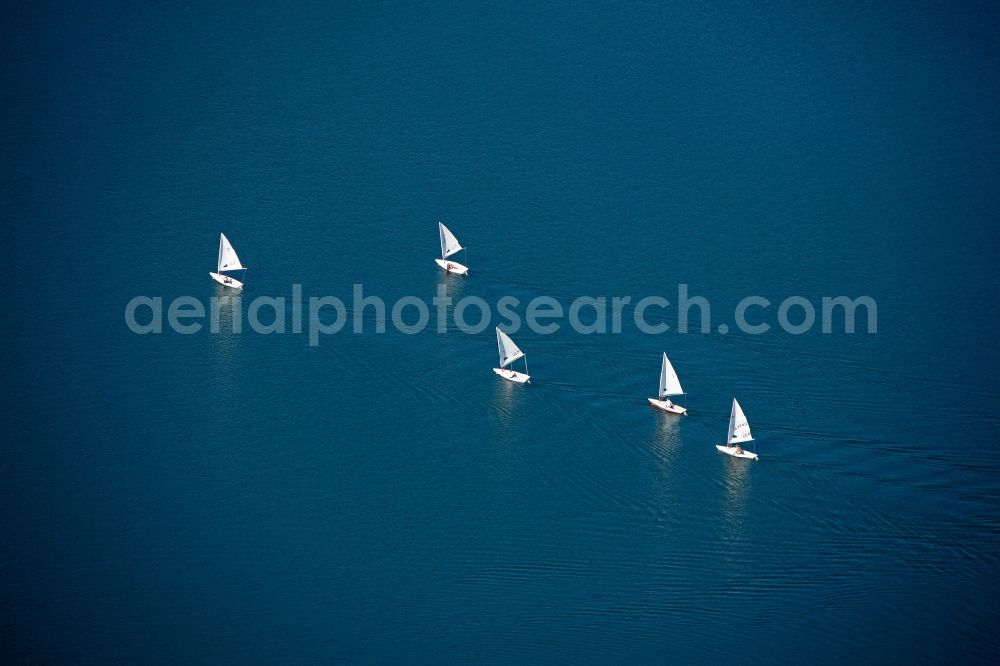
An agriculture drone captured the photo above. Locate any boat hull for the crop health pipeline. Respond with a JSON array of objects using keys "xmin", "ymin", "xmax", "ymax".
[
  {"xmin": 647, "ymin": 398, "xmax": 687, "ymax": 414},
  {"xmin": 210, "ymin": 272, "xmax": 243, "ymax": 290},
  {"xmin": 494, "ymin": 367, "xmax": 530, "ymax": 383},
  {"xmin": 435, "ymin": 258, "xmax": 469, "ymax": 275},
  {"xmin": 716, "ymin": 444, "xmax": 758, "ymax": 460}
]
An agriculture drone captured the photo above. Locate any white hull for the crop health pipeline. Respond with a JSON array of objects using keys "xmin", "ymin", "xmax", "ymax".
[
  {"xmin": 494, "ymin": 367, "xmax": 530, "ymax": 383},
  {"xmin": 435, "ymin": 258, "xmax": 469, "ymax": 275},
  {"xmin": 647, "ymin": 398, "xmax": 687, "ymax": 414},
  {"xmin": 716, "ymin": 445, "xmax": 758, "ymax": 460},
  {"xmin": 210, "ymin": 272, "xmax": 243, "ymax": 290}
]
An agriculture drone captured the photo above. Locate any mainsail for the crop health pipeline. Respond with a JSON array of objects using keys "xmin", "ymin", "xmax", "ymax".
[
  {"xmin": 439, "ymin": 222, "xmax": 463, "ymax": 259},
  {"xmin": 727, "ymin": 398, "xmax": 753, "ymax": 444},
  {"xmin": 496, "ymin": 328, "xmax": 524, "ymax": 367},
  {"xmin": 218, "ymin": 233, "xmax": 245, "ymax": 272},
  {"xmin": 658, "ymin": 353, "xmax": 684, "ymax": 398}
]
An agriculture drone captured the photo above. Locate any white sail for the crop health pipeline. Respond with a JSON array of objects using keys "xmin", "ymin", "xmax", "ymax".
[
  {"xmin": 439, "ymin": 222, "xmax": 463, "ymax": 259},
  {"xmin": 658, "ymin": 353, "xmax": 684, "ymax": 397},
  {"xmin": 218, "ymin": 233, "xmax": 245, "ymax": 272},
  {"xmin": 727, "ymin": 398, "xmax": 753, "ymax": 444},
  {"xmin": 496, "ymin": 328, "xmax": 524, "ymax": 367}
]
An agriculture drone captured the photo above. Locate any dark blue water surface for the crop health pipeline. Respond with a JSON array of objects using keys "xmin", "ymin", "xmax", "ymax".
[{"xmin": 3, "ymin": 1, "xmax": 999, "ymax": 662}]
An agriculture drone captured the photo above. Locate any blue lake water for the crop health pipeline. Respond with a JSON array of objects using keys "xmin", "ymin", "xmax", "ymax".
[{"xmin": 2, "ymin": 1, "xmax": 999, "ymax": 662}]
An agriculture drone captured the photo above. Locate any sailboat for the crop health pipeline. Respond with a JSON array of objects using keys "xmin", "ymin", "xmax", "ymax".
[
  {"xmin": 647, "ymin": 352, "xmax": 687, "ymax": 414},
  {"xmin": 716, "ymin": 398, "xmax": 758, "ymax": 460},
  {"xmin": 209, "ymin": 233, "xmax": 247, "ymax": 290},
  {"xmin": 435, "ymin": 222, "xmax": 469, "ymax": 275},
  {"xmin": 494, "ymin": 327, "xmax": 530, "ymax": 383}
]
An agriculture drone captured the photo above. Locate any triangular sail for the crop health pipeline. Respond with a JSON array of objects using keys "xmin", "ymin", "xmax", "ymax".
[
  {"xmin": 439, "ymin": 222, "xmax": 463, "ymax": 259},
  {"xmin": 727, "ymin": 398, "xmax": 753, "ymax": 444},
  {"xmin": 496, "ymin": 328, "xmax": 524, "ymax": 367},
  {"xmin": 658, "ymin": 353, "xmax": 684, "ymax": 397},
  {"xmin": 218, "ymin": 233, "xmax": 245, "ymax": 272}
]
